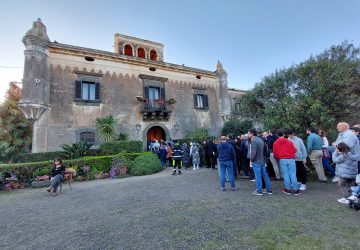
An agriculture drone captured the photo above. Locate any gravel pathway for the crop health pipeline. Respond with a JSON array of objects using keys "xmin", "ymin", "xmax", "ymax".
[{"xmin": 0, "ymin": 168, "xmax": 359, "ymax": 250}]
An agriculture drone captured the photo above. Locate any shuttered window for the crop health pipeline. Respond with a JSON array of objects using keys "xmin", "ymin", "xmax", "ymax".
[{"xmin": 75, "ymin": 81, "xmax": 100, "ymax": 102}]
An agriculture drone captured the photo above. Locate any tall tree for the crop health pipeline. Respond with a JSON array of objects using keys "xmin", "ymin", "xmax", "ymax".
[
  {"xmin": 235, "ymin": 42, "xmax": 360, "ymax": 141},
  {"xmin": 0, "ymin": 82, "xmax": 32, "ymax": 163}
]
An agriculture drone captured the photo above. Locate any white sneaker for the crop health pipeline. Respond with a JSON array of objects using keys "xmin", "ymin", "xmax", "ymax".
[
  {"xmin": 193, "ymin": 167, "xmax": 196, "ymax": 170},
  {"xmin": 332, "ymin": 176, "xmax": 339, "ymax": 183},
  {"xmin": 196, "ymin": 166, "xmax": 200, "ymax": 170},
  {"xmin": 337, "ymin": 198, "xmax": 349, "ymax": 204},
  {"xmin": 299, "ymin": 184, "xmax": 307, "ymax": 191},
  {"xmin": 347, "ymin": 195, "xmax": 357, "ymax": 201}
]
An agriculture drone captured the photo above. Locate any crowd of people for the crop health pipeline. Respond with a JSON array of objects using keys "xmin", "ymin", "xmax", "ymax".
[{"xmin": 147, "ymin": 122, "xmax": 360, "ymax": 204}]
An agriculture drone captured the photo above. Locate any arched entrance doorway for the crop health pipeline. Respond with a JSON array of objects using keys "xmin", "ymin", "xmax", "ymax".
[{"xmin": 147, "ymin": 126, "xmax": 166, "ymax": 141}]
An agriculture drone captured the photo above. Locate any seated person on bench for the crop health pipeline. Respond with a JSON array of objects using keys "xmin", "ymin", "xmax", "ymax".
[{"xmin": 46, "ymin": 158, "xmax": 66, "ymax": 196}]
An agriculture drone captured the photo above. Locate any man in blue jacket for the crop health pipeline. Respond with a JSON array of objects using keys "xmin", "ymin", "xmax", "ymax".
[{"xmin": 217, "ymin": 136, "xmax": 236, "ymax": 191}]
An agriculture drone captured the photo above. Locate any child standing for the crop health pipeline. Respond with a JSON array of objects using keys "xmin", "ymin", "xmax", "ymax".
[
  {"xmin": 191, "ymin": 143, "xmax": 201, "ymax": 170},
  {"xmin": 159, "ymin": 143, "xmax": 167, "ymax": 168}
]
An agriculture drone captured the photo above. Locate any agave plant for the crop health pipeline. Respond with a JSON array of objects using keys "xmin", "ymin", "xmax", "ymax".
[
  {"xmin": 61, "ymin": 140, "xmax": 93, "ymax": 159},
  {"xmin": 95, "ymin": 115, "xmax": 117, "ymax": 142},
  {"xmin": 0, "ymin": 141, "xmax": 21, "ymax": 164}
]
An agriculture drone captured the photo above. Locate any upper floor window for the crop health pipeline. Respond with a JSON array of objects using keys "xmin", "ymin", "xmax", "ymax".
[
  {"xmin": 150, "ymin": 50, "xmax": 157, "ymax": 61},
  {"xmin": 124, "ymin": 44, "xmax": 133, "ymax": 56},
  {"xmin": 235, "ymin": 103, "xmax": 241, "ymax": 112},
  {"xmin": 137, "ymin": 47, "xmax": 145, "ymax": 58},
  {"xmin": 194, "ymin": 93, "xmax": 209, "ymax": 110},
  {"xmin": 75, "ymin": 81, "xmax": 100, "ymax": 102}
]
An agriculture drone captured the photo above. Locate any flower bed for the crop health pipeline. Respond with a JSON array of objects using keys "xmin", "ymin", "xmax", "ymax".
[{"xmin": 0, "ymin": 152, "xmax": 159, "ymax": 191}]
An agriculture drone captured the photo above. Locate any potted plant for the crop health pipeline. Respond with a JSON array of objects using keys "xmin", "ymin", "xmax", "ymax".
[
  {"xmin": 110, "ymin": 157, "xmax": 129, "ymax": 177},
  {"xmin": 167, "ymin": 98, "xmax": 176, "ymax": 105},
  {"xmin": 135, "ymin": 96, "xmax": 143, "ymax": 102}
]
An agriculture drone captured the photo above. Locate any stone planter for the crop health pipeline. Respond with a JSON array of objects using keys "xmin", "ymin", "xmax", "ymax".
[{"xmin": 31, "ymin": 180, "xmax": 51, "ymax": 188}]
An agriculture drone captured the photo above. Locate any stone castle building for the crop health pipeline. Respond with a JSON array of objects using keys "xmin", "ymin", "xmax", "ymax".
[{"xmin": 18, "ymin": 19, "xmax": 245, "ymax": 152}]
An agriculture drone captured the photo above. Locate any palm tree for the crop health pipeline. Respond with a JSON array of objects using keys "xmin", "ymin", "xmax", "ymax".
[{"xmin": 95, "ymin": 115, "xmax": 117, "ymax": 142}]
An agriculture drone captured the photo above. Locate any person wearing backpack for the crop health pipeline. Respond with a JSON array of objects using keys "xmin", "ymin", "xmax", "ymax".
[{"xmin": 273, "ymin": 129, "xmax": 300, "ymax": 195}]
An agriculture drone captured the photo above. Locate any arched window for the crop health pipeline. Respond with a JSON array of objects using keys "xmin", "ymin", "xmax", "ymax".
[
  {"xmin": 137, "ymin": 47, "xmax": 145, "ymax": 58},
  {"xmin": 124, "ymin": 44, "xmax": 133, "ymax": 56},
  {"xmin": 150, "ymin": 50, "xmax": 157, "ymax": 61}
]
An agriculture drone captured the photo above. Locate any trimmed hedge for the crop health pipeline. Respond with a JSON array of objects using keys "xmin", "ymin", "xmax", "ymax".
[
  {"xmin": 0, "ymin": 152, "xmax": 155, "ymax": 185},
  {"xmin": 18, "ymin": 151, "xmax": 63, "ymax": 163},
  {"xmin": 100, "ymin": 141, "xmax": 143, "ymax": 155},
  {"xmin": 129, "ymin": 153, "xmax": 162, "ymax": 176},
  {"xmin": 17, "ymin": 149, "xmax": 102, "ymax": 163}
]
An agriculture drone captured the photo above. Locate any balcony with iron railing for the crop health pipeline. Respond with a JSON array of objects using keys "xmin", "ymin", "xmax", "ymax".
[{"xmin": 136, "ymin": 97, "xmax": 175, "ymax": 120}]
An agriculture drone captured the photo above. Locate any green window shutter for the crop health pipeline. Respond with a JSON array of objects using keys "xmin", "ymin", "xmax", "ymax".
[
  {"xmin": 160, "ymin": 87, "xmax": 165, "ymax": 99},
  {"xmin": 144, "ymin": 86, "xmax": 149, "ymax": 99},
  {"xmin": 75, "ymin": 81, "xmax": 82, "ymax": 99},
  {"xmin": 204, "ymin": 95, "xmax": 209, "ymax": 109},
  {"xmin": 193, "ymin": 94, "xmax": 198, "ymax": 108},
  {"xmin": 95, "ymin": 82, "xmax": 100, "ymax": 100}
]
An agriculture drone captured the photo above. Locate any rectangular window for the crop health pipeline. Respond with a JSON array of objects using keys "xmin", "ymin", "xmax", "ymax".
[
  {"xmin": 82, "ymin": 82, "xmax": 96, "ymax": 101},
  {"xmin": 194, "ymin": 93, "xmax": 209, "ymax": 110},
  {"xmin": 75, "ymin": 81, "xmax": 100, "ymax": 102},
  {"xmin": 235, "ymin": 103, "xmax": 240, "ymax": 112}
]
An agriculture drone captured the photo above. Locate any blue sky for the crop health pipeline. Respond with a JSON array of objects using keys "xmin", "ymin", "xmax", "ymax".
[{"xmin": 0, "ymin": 0, "xmax": 359, "ymax": 102}]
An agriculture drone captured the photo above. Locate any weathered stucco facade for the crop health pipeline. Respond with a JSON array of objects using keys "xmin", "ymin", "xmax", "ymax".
[{"xmin": 19, "ymin": 19, "xmax": 245, "ymax": 152}]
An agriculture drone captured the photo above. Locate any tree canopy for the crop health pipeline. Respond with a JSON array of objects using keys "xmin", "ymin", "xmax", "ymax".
[
  {"xmin": 235, "ymin": 41, "xmax": 360, "ymax": 141},
  {"xmin": 0, "ymin": 82, "xmax": 32, "ymax": 163}
]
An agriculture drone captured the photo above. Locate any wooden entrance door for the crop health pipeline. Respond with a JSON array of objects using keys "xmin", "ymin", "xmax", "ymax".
[{"xmin": 147, "ymin": 126, "xmax": 165, "ymax": 141}]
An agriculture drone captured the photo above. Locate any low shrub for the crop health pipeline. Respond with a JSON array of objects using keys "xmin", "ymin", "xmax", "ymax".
[
  {"xmin": 18, "ymin": 149, "xmax": 102, "ymax": 163},
  {"xmin": 100, "ymin": 141, "xmax": 143, "ymax": 155},
  {"xmin": 129, "ymin": 153, "xmax": 163, "ymax": 176}
]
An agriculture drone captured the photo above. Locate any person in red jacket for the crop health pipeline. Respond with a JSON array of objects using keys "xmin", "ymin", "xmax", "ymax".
[{"xmin": 273, "ymin": 129, "xmax": 300, "ymax": 195}]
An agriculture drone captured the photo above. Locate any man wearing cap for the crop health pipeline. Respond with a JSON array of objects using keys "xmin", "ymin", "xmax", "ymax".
[{"xmin": 217, "ymin": 136, "xmax": 236, "ymax": 191}]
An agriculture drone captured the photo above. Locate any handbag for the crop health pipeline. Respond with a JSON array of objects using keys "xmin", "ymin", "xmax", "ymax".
[{"xmin": 322, "ymin": 148, "xmax": 331, "ymax": 159}]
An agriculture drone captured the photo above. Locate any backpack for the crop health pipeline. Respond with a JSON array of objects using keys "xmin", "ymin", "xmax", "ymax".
[{"xmin": 263, "ymin": 140, "xmax": 271, "ymax": 158}]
